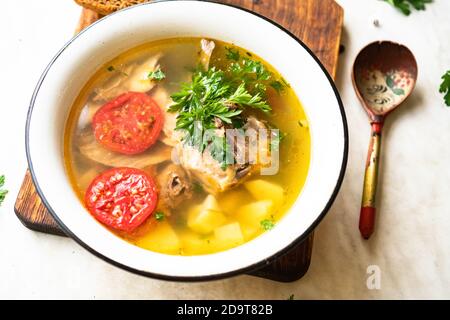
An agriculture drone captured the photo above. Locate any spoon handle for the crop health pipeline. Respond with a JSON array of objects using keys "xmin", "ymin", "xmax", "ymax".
[{"xmin": 359, "ymin": 122, "xmax": 383, "ymax": 239}]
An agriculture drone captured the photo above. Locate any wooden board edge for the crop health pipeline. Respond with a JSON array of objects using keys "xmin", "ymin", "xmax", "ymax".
[{"xmin": 330, "ymin": 4, "xmax": 344, "ymax": 79}]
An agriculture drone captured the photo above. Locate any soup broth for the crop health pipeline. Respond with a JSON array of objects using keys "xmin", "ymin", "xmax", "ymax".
[{"xmin": 65, "ymin": 37, "xmax": 310, "ymax": 255}]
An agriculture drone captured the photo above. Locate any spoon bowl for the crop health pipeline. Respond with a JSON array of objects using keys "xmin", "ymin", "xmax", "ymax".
[
  {"xmin": 353, "ymin": 41, "xmax": 418, "ymax": 119},
  {"xmin": 352, "ymin": 41, "xmax": 418, "ymax": 239}
]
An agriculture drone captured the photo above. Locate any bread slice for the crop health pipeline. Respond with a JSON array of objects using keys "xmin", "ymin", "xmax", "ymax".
[{"xmin": 74, "ymin": 0, "xmax": 150, "ymax": 15}]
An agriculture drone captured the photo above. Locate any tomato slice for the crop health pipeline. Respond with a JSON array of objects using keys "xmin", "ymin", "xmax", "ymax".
[
  {"xmin": 93, "ymin": 92, "xmax": 163, "ymax": 155},
  {"xmin": 85, "ymin": 167, "xmax": 158, "ymax": 232}
]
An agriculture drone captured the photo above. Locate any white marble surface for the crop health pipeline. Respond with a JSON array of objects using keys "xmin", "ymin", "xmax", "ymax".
[{"xmin": 1, "ymin": 0, "xmax": 449, "ymax": 299}]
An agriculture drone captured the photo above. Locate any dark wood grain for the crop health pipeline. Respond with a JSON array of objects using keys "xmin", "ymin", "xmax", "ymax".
[{"xmin": 15, "ymin": 0, "xmax": 343, "ymax": 282}]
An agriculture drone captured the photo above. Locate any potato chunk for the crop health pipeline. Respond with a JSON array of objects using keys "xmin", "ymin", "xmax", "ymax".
[
  {"xmin": 179, "ymin": 231, "xmax": 213, "ymax": 255},
  {"xmin": 236, "ymin": 200, "xmax": 274, "ymax": 226},
  {"xmin": 187, "ymin": 195, "xmax": 226, "ymax": 234},
  {"xmin": 214, "ymin": 222, "xmax": 244, "ymax": 250},
  {"xmin": 240, "ymin": 224, "xmax": 260, "ymax": 240},
  {"xmin": 218, "ymin": 189, "xmax": 252, "ymax": 215},
  {"xmin": 136, "ymin": 221, "xmax": 180, "ymax": 254},
  {"xmin": 244, "ymin": 179, "xmax": 284, "ymax": 205}
]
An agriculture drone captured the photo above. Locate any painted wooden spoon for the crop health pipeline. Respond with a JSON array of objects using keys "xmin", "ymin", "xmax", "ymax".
[{"xmin": 352, "ymin": 41, "xmax": 418, "ymax": 239}]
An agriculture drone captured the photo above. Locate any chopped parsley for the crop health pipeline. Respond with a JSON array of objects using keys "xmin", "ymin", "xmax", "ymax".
[
  {"xmin": 288, "ymin": 294, "xmax": 295, "ymax": 300},
  {"xmin": 439, "ymin": 70, "xmax": 450, "ymax": 107},
  {"xmin": 260, "ymin": 219, "xmax": 275, "ymax": 231},
  {"xmin": 107, "ymin": 65, "xmax": 115, "ymax": 72},
  {"xmin": 155, "ymin": 211, "xmax": 165, "ymax": 221},
  {"xmin": 382, "ymin": 0, "xmax": 432, "ymax": 16},
  {"xmin": 0, "ymin": 175, "xmax": 8, "ymax": 206},
  {"xmin": 148, "ymin": 68, "xmax": 166, "ymax": 81}
]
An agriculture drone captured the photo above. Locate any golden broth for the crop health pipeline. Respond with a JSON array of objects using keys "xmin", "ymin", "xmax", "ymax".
[{"xmin": 64, "ymin": 37, "xmax": 310, "ymax": 255}]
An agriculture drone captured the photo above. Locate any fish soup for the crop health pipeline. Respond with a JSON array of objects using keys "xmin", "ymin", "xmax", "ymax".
[{"xmin": 64, "ymin": 37, "xmax": 310, "ymax": 255}]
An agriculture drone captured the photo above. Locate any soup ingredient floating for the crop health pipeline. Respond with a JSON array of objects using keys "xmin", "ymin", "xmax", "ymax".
[
  {"xmin": 85, "ymin": 167, "xmax": 158, "ymax": 232},
  {"xmin": 92, "ymin": 92, "xmax": 163, "ymax": 155}
]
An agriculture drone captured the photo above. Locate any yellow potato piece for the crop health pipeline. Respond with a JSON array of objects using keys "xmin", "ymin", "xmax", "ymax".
[
  {"xmin": 244, "ymin": 179, "xmax": 284, "ymax": 206},
  {"xmin": 214, "ymin": 222, "xmax": 244, "ymax": 250},
  {"xmin": 136, "ymin": 221, "xmax": 180, "ymax": 254},
  {"xmin": 203, "ymin": 194, "xmax": 221, "ymax": 212},
  {"xmin": 218, "ymin": 189, "xmax": 252, "ymax": 215},
  {"xmin": 236, "ymin": 200, "xmax": 274, "ymax": 226},
  {"xmin": 187, "ymin": 195, "xmax": 226, "ymax": 234},
  {"xmin": 179, "ymin": 231, "xmax": 214, "ymax": 255},
  {"xmin": 240, "ymin": 223, "xmax": 260, "ymax": 240}
]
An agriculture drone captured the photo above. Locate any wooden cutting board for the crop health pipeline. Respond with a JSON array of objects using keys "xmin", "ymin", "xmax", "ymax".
[{"xmin": 15, "ymin": 0, "xmax": 343, "ymax": 282}]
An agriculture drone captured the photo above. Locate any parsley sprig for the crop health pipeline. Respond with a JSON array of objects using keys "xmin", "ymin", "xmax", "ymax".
[
  {"xmin": 382, "ymin": 0, "xmax": 432, "ymax": 16},
  {"xmin": 169, "ymin": 66, "xmax": 271, "ymax": 168},
  {"xmin": 439, "ymin": 70, "xmax": 450, "ymax": 107},
  {"xmin": 0, "ymin": 175, "xmax": 8, "ymax": 206},
  {"xmin": 225, "ymin": 47, "xmax": 288, "ymax": 94},
  {"xmin": 169, "ymin": 46, "xmax": 288, "ymax": 168}
]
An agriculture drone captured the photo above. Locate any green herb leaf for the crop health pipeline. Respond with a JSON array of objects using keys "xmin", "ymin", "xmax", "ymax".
[
  {"xmin": 208, "ymin": 135, "xmax": 233, "ymax": 170},
  {"xmin": 439, "ymin": 70, "xmax": 450, "ymax": 107},
  {"xmin": 155, "ymin": 211, "xmax": 165, "ymax": 221},
  {"xmin": 260, "ymin": 219, "xmax": 275, "ymax": 231},
  {"xmin": 0, "ymin": 175, "xmax": 8, "ymax": 206},
  {"xmin": 383, "ymin": 0, "xmax": 432, "ymax": 16},
  {"xmin": 288, "ymin": 294, "xmax": 295, "ymax": 300},
  {"xmin": 270, "ymin": 80, "xmax": 285, "ymax": 94},
  {"xmin": 225, "ymin": 47, "xmax": 240, "ymax": 61},
  {"xmin": 225, "ymin": 46, "xmax": 287, "ymax": 96},
  {"xmin": 148, "ymin": 68, "xmax": 166, "ymax": 81},
  {"xmin": 227, "ymin": 83, "xmax": 271, "ymax": 112},
  {"xmin": 107, "ymin": 65, "xmax": 115, "ymax": 72}
]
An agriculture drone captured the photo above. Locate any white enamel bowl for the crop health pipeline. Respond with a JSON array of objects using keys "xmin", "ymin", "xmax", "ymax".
[{"xmin": 26, "ymin": 0, "xmax": 347, "ymax": 280}]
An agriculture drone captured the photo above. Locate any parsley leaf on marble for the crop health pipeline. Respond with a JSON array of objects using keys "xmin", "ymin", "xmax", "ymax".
[
  {"xmin": 439, "ymin": 70, "xmax": 450, "ymax": 107},
  {"xmin": 0, "ymin": 175, "xmax": 8, "ymax": 206},
  {"xmin": 382, "ymin": 0, "xmax": 433, "ymax": 16}
]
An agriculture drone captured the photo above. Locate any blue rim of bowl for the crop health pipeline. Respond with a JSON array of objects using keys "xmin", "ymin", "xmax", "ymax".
[{"xmin": 25, "ymin": 0, "xmax": 348, "ymax": 282}]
